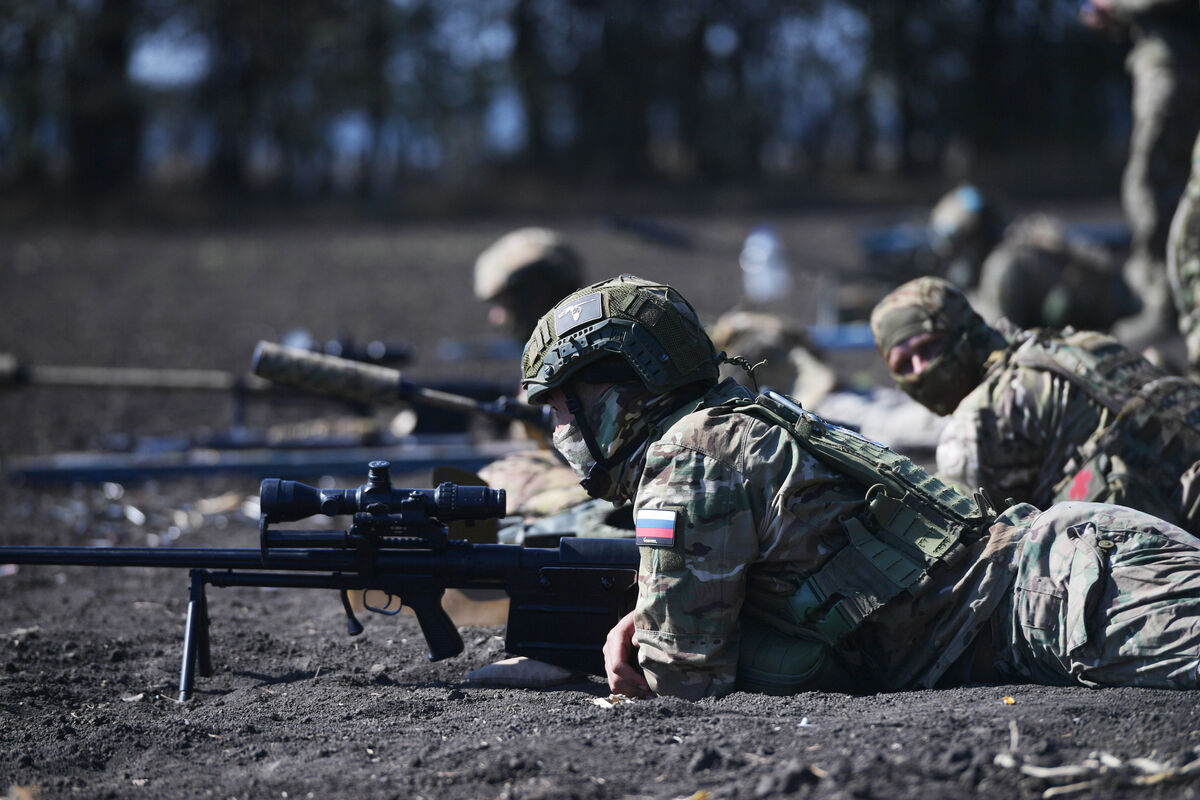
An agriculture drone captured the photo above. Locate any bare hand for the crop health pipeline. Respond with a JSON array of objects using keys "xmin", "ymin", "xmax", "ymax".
[{"xmin": 603, "ymin": 610, "xmax": 651, "ymax": 697}]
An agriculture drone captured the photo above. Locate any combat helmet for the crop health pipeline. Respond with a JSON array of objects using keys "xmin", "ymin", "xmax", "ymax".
[
  {"xmin": 474, "ymin": 227, "xmax": 583, "ymax": 342},
  {"xmin": 522, "ymin": 275, "xmax": 721, "ymax": 500},
  {"xmin": 521, "ymin": 274, "xmax": 720, "ymax": 404},
  {"xmin": 929, "ymin": 184, "xmax": 989, "ymax": 254}
]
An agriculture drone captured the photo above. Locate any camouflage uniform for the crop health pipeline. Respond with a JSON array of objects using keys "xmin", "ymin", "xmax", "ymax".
[
  {"xmin": 479, "ymin": 450, "xmax": 634, "ymax": 544},
  {"xmin": 872, "ymin": 276, "xmax": 1200, "ymax": 534},
  {"xmin": 478, "ymin": 450, "xmax": 591, "ymax": 519},
  {"xmin": 709, "ymin": 308, "xmax": 947, "ymax": 454},
  {"xmin": 1168, "ymin": 131, "xmax": 1200, "ymax": 373},
  {"xmin": 625, "ymin": 379, "xmax": 1008, "ymax": 698},
  {"xmin": 1095, "ymin": 0, "xmax": 1200, "ymax": 340},
  {"xmin": 524, "ymin": 275, "xmax": 1200, "ymax": 700},
  {"xmin": 937, "ymin": 326, "xmax": 1200, "ymax": 529},
  {"xmin": 624, "ymin": 379, "xmax": 1200, "ymax": 698},
  {"xmin": 993, "ymin": 501, "xmax": 1200, "ymax": 689}
]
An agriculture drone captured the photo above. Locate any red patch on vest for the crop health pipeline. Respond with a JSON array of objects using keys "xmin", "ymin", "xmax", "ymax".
[{"xmin": 1068, "ymin": 468, "xmax": 1093, "ymax": 501}]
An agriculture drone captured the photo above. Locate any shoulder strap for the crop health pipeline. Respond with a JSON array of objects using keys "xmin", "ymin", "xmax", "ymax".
[
  {"xmin": 1007, "ymin": 332, "xmax": 1151, "ymax": 416},
  {"xmin": 731, "ymin": 390, "xmax": 990, "ymax": 648},
  {"xmin": 745, "ymin": 390, "xmax": 986, "ymax": 534}
]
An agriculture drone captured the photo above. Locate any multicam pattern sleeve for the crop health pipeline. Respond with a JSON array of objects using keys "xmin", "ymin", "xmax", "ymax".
[
  {"xmin": 935, "ymin": 351, "xmax": 1108, "ymax": 508},
  {"xmin": 631, "ymin": 415, "xmax": 757, "ymax": 700},
  {"xmin": 1169, "ymin": 132, "xmax": 1200, "ymax": 372},
  {"xmin": 630, "ymin": 404, "xmax": 864, "ymax": 700}
]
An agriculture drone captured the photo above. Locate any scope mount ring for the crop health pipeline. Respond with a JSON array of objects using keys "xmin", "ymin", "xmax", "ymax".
[{"xmin": 259, "ymin": 514, "xmax": 270, "ymax": 564}]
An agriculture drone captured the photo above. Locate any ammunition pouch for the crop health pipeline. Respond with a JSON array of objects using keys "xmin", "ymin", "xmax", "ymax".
[{"xmin": 736, "ymin": 618, "xmax": 857, "ymax": 695}]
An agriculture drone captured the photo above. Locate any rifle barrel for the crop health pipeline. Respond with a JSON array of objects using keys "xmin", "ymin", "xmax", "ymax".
[
  {"xmin": 0, "ymin": 539, "xmax": 637, "ymax": 586},
  {"xmin": 0, "ymin": 546, "xmax": 275, "ymax": 570},
  {"xmin": 0, "ymin": 354, "xmax": 275, "ymax": 392},
  {"xmin": 28, "ymin": 365, "xmax": 271, "ymax": 392}
]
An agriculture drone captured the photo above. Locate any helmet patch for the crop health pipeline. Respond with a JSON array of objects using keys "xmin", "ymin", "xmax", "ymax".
[{"xmin": 555, "ymin": 292, "xmax": 603, "ymax": 335}]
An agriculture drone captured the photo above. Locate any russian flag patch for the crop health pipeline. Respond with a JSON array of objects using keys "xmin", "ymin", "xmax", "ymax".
[{"xmin": 636, "ymin": 508, "xmax": 679, "ymax": 547}]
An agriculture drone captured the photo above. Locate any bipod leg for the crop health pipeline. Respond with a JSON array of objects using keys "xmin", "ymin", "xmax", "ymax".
[
  {"xmin": 179, "ymin": 569, "xmax": 212, "ymax": 702},
  {"xmin": 197, "ymin": 576, "xmax": 213, "ymax": 678}
]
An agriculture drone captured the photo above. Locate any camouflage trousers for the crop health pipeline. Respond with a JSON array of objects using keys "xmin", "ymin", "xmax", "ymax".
[
  {"xmin": 992, "ymin": 502, "xmax": 1200, "ymax": 689},
  {"xmin": 1167, "ymin": 131, "xmax": 1200, "ymax": 373},
  {"xmin": 1116, "ymin": 48, "xmax": 1200, "ymax": 342}
]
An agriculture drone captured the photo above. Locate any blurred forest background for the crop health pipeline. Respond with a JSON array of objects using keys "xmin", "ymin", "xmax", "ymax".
[{"xmin": 0, "ymin": 0, "xmax": 1135, "ymax": 223}]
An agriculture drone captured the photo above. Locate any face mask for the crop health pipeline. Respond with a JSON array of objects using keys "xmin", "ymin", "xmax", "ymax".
[
  {"xmin": 552, "ymin": 420, "xmax": 597, "ymax": 482},
  {"xmin": 893, "ymin": 334, "xmax": 983, "ymax": 415},
  {"xmin": 551, "ymin": 383, "xmax": 663, "ymax": 502}
]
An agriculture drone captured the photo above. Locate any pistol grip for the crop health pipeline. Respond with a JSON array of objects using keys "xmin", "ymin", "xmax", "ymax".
[{"xmin": 406, "ymin": 591, "xmax": 464, "ymax": 662}]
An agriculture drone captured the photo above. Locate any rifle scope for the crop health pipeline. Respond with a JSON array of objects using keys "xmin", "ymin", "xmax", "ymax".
[{"xmin": 259, "ymin": 460, "xmax": 505, "ymax": 522}]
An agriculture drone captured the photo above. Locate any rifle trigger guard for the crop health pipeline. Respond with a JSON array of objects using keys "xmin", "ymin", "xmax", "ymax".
[{"xmin": 363, "ymin": 592, "xmax": 403, "ymax": 616}]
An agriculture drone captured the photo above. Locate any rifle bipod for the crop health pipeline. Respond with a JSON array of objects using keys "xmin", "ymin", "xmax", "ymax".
[
  {"xmin": 179, "ymin": 570, "xmax": 213, "ymax": 702},
  {"xmin": 175, "ymin": 568, "xmax": 371, "ymax": 701}
]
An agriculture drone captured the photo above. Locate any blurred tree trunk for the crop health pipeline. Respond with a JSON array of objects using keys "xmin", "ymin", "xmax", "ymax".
[
  {"xmin": 885, "ymin": 5, "xmax": 918, "ymax": 176},
  {"xmin": 674, "ymin": 13, "xmax": 708, "ymax": 180},
  {"xmin": 359, "ymin": 0, "xmax": 390, "ymax": 198},
  {"xmin": 65, "ymin": 0, "xmax": 143, "ymax": 191},
  {"xmin": 569, "ymin": 1, "xmax": 652, "ymax": 181},
  {"xmin": 970, "ymin": 0, "xmax": 1004, "ymax": 153},
  {"xmin": 512, "ymin": 0, "xmax": 551, "ymax": 170},
  {"xmin": 600, "ymin": 5, "xmax": 652, "ymax": 180},
  {"xmin": 846, "ymin": 0, "xmax": 880, "ymax": 173},
  {"xmin": 730, "ymin": 15, "xmax": 768, "ymax": 181},
  {"xmin": 204, "ymin": 0, "xmax": 252, "ymax": 193},
  {"xmin": 6, "ymin": 9, "xmax": 54, "ymax": 186}
]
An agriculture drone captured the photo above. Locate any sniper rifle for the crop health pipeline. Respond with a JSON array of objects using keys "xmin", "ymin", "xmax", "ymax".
[
  {"xmin": 251, "ymin": 340, "xmax": 554, "ymax": 435},
  {"xmin": 0, "ymin": 460, "xmax": 637, "ymax": 701}
]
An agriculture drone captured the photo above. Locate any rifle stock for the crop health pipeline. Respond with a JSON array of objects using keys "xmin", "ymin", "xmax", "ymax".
[{"xmin": 0, "ymin": 461, "xmax": 637, "ymax": 700}]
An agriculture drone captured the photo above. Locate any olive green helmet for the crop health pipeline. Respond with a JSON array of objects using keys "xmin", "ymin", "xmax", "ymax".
[{"xmin": 521, "ymin": 274, "xmax": 720, "ymax": 403}]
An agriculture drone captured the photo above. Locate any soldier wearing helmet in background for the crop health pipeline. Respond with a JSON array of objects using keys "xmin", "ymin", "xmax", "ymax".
[
  {"xmin": 871, "ymin": 276, "xmax": 1200, "ymax": 533},
  {"xmin": 473, "ymin": 227, "xmax": 584, "ymax": 343},
  {"xmin": 928, "ymin": 184, "xmax": 1137, "ymax": 332},
  {"xmin": 1080, "ymin": 0, "xmax": 1200, "ymax": 345},
  {"xmin": 469, "ymin": 227, "xmax": 632, "ymax": 545},
  {"xmin": 1168, "ymin": 132, "xmax": 1200, "ymax": 376},
  {"xmin": 929, "ymin": 184, "xmax": 1006, "ymax": 291},
  {"xmin": 471, "ymin": 226, "xmax": 587, "ymax": 518},
  {"xmin": 522, "ymin": 273, "xmax": 1200, "ymax": 701}
]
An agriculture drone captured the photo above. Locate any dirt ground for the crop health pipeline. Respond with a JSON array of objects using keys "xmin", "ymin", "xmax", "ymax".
[{"xmin": 3, "ymin": 209, "xmax": 1200, "ymax": 800}]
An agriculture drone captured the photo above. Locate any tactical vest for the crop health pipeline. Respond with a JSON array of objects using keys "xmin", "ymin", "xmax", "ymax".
[
  {"xmin": 1003, "ymin": 330, "xmax": 1200, "ymax": 532},
  {"xmin": 718, "ymin": 390, "xmax": 993, "ymax": 691}
]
